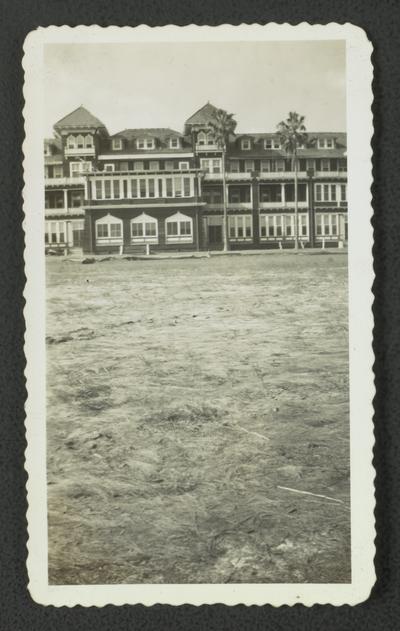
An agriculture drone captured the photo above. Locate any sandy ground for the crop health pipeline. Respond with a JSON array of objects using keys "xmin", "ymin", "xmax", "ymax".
[{"xmin": 46, "ymin": 252, "xmax": 350, "ymax": 584}]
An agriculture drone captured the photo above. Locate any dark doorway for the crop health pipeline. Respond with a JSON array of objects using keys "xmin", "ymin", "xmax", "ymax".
[{"xmin": 208, "ymin": 225, "xmax": 222, "ymax": 246}]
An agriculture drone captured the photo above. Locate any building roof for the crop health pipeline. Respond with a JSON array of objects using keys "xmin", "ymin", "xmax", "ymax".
[
  {"xmin": 185, "ymin": 102, "xmax": 221, "ymax": 126},
  {"xmin": 54, "ymin": 106, "xmax": 107, "ymax": 132},
  {"xmin": 111, "ymin": 128, "xmax": 183, "ymax": 140}
]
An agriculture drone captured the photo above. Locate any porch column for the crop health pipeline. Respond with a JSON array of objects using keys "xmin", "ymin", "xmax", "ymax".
[
  {"xmin": 281, "ymin": 183, "xmax": 286, "ymax": 206},
  {"xmin": 63, "ymin": 188, "xmax": 68, "ymax": 210},
  {"xmin": 251, "ymin": 177, "xmax": 260, "ymax": 247}
]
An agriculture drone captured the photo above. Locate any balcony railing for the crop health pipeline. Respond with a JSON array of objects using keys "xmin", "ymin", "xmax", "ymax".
[
  {"xmin": 196, "ymin": 143, "xmax": 220, "ymax": 152},
  {"xmin": 203, "ymin": 172, "xmax": 252, "ymax": 181},
  {"xmin": 64, "ymin": 146, "xmax": 95, "ymax": 157},
  {"xmin": 45, "ymin": 207, "xmax": 84, "ymax": 217},
  {"xmin": 45, "ymin": 176, "xmax": 85, "ymax": 186},
  {"xmin": 204, "ymin": 170, "xmax": 347, "ymax": 181},
  {"xmin": 259, "ymin": 201, "xmax": 309, "ymax": 209}
]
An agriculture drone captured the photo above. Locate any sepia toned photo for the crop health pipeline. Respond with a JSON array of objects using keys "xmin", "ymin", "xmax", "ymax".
[{"xmin": 23, "ymin": 24, "xmax": 375, "ymax": 606}]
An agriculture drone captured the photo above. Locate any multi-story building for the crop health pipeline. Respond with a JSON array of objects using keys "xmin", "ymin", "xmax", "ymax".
[{"xmin": 44, "ymin": 103, "xmax": 347, "ymax": 254}]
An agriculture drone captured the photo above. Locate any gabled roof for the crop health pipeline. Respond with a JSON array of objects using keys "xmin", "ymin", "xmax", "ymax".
[
  {"xmin": 111, "ymin": 128, "xmax": 183, "ymax": 141},
  {"xmin": 54, "ymin": 106, "xmax": 107, "ymax": 132},
  {"xmin": 185, "ymin": 102, "xmax": 221, "ymax": 126}
]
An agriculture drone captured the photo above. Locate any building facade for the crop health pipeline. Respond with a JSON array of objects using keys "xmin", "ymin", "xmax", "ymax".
[{"xmin": 44, "ymin": 103, "xmax": 348, "ymax": 254}]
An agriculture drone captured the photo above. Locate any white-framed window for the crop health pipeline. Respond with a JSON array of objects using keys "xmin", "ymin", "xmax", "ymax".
[
  {"xmin": 228, "ymin": 215, "xmax": 253, "ymax": 240},
  {"xmin": 275, "ymin": 160, "xmax": 285, "ymax": 172},
  {"xmin": 67, "ymin": 135, "xmax": 76, "ymax": 149},
  {"xmin": 131, "ymin": 213, "xmax": 158, "ymax": 243},
  {"xmin": 338, "ymin": 158, "xmax": 347, "ymax": 172},
  {"xmin": 244, "ymin": 160, "xmax": 254, "ymax": 173},
  {"xmin": 70, "ymin": 161, "xmax": 92, "ymax": 177},
  {"xmin": 306, "ymin": 159, "xmax": 316, "ymax": 171},
  {"xmin": 149, "ymin": 161, "xmax": 159, "ymax": 171},
  {"xmin": 169, "ymin": 137, "xmax": 180, "ymax": 149},
  {"xmin": 241, "ymin": 138, "xmax": 251, "ymax": 150},
  {"xmin": 316, "ymin": 213, "xmax": 339, "ymax": 237},
  {"xmin": 95, "ymin": 214, "xmax": 123, "ymax": 244},
  {"xmin": 197, "ymin": 131, "xmax": 207, "ymax": 146},
  {"xmin": 76, "ymin": 135, "xmax": 84, "ymax": 149},
  {"xmin": 53, "ymin": 165, "xmax": 63, "ymax": 178},
  {"xmin": 112, "ymin": 138, "xmax": 122, "ymax": 150},
  {"xmin": 200, "ymin": 158, "xmax": 222, "ymax": 174},
  {"xmin": 321, "ymin": 159, "xmax": 330, "ymax": 172},
  {"xmin": 165, "ymin": 211, "xmax": 193, "ymax": 243},
  {"xmin": 260, "ymin": 214, "xmax": 308, "ymax": 238},
  {"xmin": 45, "ymin": 220, "xmax": 67, "ymax": 245},
  {"xmin": 318, "ymin": 138, "xmax": 335, "ymax": 149},
  {"xmin": 104, "ymin": 163, "xmax": 115, "ymax": 172},
  {"xmin": 179, "ymin": 161, "xmax": 190, "ymax": 170},
  {"xmin": 260, "ymin": 160, "xmax": 271, "ymax": 172},
  {"xmin": 315, "ymin": 183, "xmax": 340, "ymax": 202},
  {"xmin": 84, "ymin": 134, "xmax": 93, "ymax": 148},
  {"xmin": 265, "ymin": 138, "xmax": 280, "ymax": 149},
  {"xmin": 136, "ymin": 138, "xmax": 155, "ymax": 150},
  {"xmin": 340, "ymin": 184, "xmax": 347, "ymax": 201}
]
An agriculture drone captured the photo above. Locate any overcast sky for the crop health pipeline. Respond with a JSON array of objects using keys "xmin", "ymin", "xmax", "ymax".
[{"xmin": 44, "ymin": 40, "xmax": 346, "ymax": 137}]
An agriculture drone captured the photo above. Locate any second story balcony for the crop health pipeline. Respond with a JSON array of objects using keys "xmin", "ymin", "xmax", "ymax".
[
  {"xmin": 45, "ymin": 176, "xmax": 86, "ymax": 187},
  {"xmin": 64, "ymin": 146, "xmax": 96, "ymax": 157}
]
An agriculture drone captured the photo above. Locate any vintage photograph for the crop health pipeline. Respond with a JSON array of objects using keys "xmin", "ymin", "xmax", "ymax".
[{"xmin": 23, "ymin": 24, "xmax": 374, "ymax": 606}]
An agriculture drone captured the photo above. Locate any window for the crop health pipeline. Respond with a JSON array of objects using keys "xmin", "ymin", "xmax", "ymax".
[
  {"xmin": 130, "ymin": 179, "xmax": 138, "ymax": 198},
  {"xmin": 338, "ymin": 159, "xmax": 347, "ymax": 172},
  {"xmin": 321, "ymin": 159, "xmax": 330, "ymax": 172},
  {"xmin": 165, "ymin": 212, "xmax": 193, "ymax": 242},
  {"xmin": 139, "ymin": 179, "xmax": 147, "ymax": 198},
  {"xmin": 318, "ymin": 138, "xmax": 335, "ymax": 149},
  {"xmin": 134, "ymin": 161, "xmax": 144, "ymax": 171},
  {"xmin": 67, "ymin": 135, "xmax": 75, "ymax": 149},
  {"xmin": 148, "ymin": 179, "xmax": 155, "ymax": 198},
  {"xmin": 331, "ymin": 185, "xmax": 336, "ymax": 201},
  {"xmin": 95, "ymin": 180, "xmax": 102, "ymax": 199},
  {"xmin": 260, "ymin": 184, "xmax": 282, "ymax": 203},
  {"xmin": 340, "ymin": 184, "xmax": 347, "ymax": 201},
  {"xmin": 149, "ymin": 161, "xmax": 159, "ymax": 171},
  {"xmin": 119, "ymin": 161, "xmax": 129, "ymax": 171},
  {"xmin": 179, "ymin": 161, "xmax": 189, "ymax": 170},
  {"xmin": 197, "ymin": 131, "xmax": 207, "ymax": 146},
  {"xmin": 306, "ymin": 159, "xmax": 316, "ymax": 171},
  {"xmin": 316, "ymin": 214, "xmax": 338, "ymax": 237},
  {"xmin": 104, "ymin": 164, "xmax": 115, "ymax": 172},
  {"xmin": 146, "ymin": 138, "xmax": 155, "ymax": 149},
  {"xmin": 284, "ymin": 215, "xmax": 294, "ymax": 236},
  {"xmin": 174, "ymin": 177, "xmax": 183, "ymax": 197},
  {"xmin": 260, "ymin": 160, "xmax": 271, "ymax": 172},
  {"xmin": 95, "ymin": 215, "xmax": 123, "ymax": 243},
  {"xmin": 166, "ymin": 178, "xmax": 173, "ymax": 197},
  {"xmin": 137, "ymin": 139, "xmax": 145, "ymax": 149},
  {"xmin": 264, "ymin": 139, "xmax": 273, "ymax": 149},
  {"xmin": 228, "ymin": 215, "xmax": 253, "ymax": 240},
  {"xmin": 76, "ymin": 135, "xmax": 84, "ymax": 149},
  {"xmin": 170, "ymin": 137, "xmax": 180, "ymax": 148},
  {"xmin": 84, "ymin": 134, "xmax": 93, "ymax": 148},
  {"xmin": 200, "ymin": 158, "xmax": 222, "ymax": 174},
  {"xmin": 244, "ymin": 160, "xmax": 254, "ymax": 173},
  {"xmin": 229, "ymin": 185, "xmax": 251, "ymax": 204},
  {"xmin": 131, "ymin": 213, "xmax": 158, "ymax": 242},
  {"xmin": 71, "ymin": 191, "xmax": 82, "ymax": 207},
  {"xmin": 113, "ymin": 180, "xmax": 120, "ymax": 199},
  {"xmin": 53, "ymin": 165, "xmax": 63, "ymax": 178},
  {"xmin": 112, "ymin": 138, "xmax": 122, "ymax": 150},
  {"xmin": 275, "ymin": 160, "xmax": 285, "ymax": 172},
  {"xmin": 230, "ymin": 160, "xmax": 240, "ymax": 173},
  {"xmin": 315, "ymin": 183, "xmax": 339, "ymax": 202},
  {"xmin": 326, "ymin": 138, "xmax": 334, "ymax": 148},
  {"xmin": 241, "ymin": 138, "xmax": 251, "ymax": 150},
  {"xmin": 104, "ymin": 180, "xmax": 112, "ymax": 199},
  {"xmin": 165, "ymin": 160, "xmax": 174, "ymax": 171},
  {"xmin": 136, "ymin": 138, "xmax": 154, "ymax": 149},
  {"xmin": 183, "ymin": 178, "xmax": 191, "ymax": 197},
  {"xmin": 300, "ymin": 214, "xmax": 308, "ymax": 236}
]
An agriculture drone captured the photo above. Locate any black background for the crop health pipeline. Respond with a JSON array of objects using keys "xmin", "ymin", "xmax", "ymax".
[{"xmin": 1, "ymin": 1, "xmax": 399, "ymax": 629}]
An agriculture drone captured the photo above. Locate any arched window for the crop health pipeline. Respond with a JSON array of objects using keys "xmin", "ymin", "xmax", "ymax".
[
  {"xmin": 207, "ymin": 132, "xmax": 214, "ymax": 145},
  {"xmin": 95, "ymin": 214, "xmax": 123, "ymax": 244},
  {"xmin": 165, "ymin": 211, "xmax": 193, "ymax": 243},
  {"xmin": 197, "ymin": 131, "xmax": 206, "ymax": 146},
  {"xmin": 131, "ymin": 213, "xmax": 158, "ymax": 243},
  {"xmin": 76, "ymin": 134, "xmax": 84, "ymax": 149},
  {"xmin": 67, "ymin": 135, "xmax": 76, "ymax": 149},
  {"xmin": 84, "ymin": 134, "xmax": 93, "ymax": 148}
]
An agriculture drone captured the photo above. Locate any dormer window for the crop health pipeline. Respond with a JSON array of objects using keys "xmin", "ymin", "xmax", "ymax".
[
  {"xmin": 318, "ymin": 138, "xmax": 335, "ymax": 149},
  {"xmin": 112, "ymin": 138, "xmax": 122, "ymax": 150},
  {"xmin": 136, "ymin": 138, "xmax": 155, "ymax": 150},
  {"xmin": 241, "ymin": 139, "xmax": 251, "ymax": 150},
  {"xmin": 197, "ymin": 131, "xmax": 206, "ymax": 146},
  {"xmin": 169, "ymin": 137, "xmax": 180, "ymax": 149},
  {"xmin": 264, "ymin": 138, "xmax": 281, "ymax": 149}
]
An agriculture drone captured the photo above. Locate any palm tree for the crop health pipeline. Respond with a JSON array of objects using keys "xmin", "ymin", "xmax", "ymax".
[
  {"xmin": 277, "ymin": 112, "xmax": 308, "ymax": 251},
  {"xmin": 209, "ymin": 109, "xmax": 237, "ymax": 252}
]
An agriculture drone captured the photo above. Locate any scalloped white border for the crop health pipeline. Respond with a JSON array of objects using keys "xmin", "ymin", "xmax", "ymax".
[{"xmin": 23, "ymin": 23, "xmax": 375, "ymax": 607}]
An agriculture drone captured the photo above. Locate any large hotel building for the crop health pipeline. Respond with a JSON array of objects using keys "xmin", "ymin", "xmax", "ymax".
[{"xmin": 44, "ymin": 103, "xmax": 348, "ymax": 254}]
